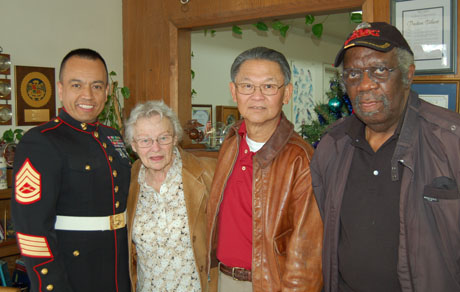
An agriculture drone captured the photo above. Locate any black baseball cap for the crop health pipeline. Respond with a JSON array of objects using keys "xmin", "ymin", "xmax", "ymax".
[{"xmin": 334, "ymin": 22, "xmax": 414, "ymax": 67}]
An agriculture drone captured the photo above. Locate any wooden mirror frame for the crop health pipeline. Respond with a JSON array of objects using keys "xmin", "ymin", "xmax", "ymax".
[{"xmin": 122, "ymin": 0, "xmax": 390, "ymax": 128}]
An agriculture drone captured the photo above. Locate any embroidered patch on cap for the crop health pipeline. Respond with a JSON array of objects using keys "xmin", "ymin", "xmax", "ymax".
[
  {"xmin": 334, "ymin": 22, "xmax": 414, "ymax": 67},
  {"xmin": 16, "ymin": 232, "xmax": 52, "ymax": 258},
  {"xmin": 15, "ymin": 158, "xmax": 41, "ymax": 204}
]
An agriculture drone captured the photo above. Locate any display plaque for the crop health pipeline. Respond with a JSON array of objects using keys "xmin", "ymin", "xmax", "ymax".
[{"xmin": 15, "ymin": 66, "xmax": 56, "ymax": 125}]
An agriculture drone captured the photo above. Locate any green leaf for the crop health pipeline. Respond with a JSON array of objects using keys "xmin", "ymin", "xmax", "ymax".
[
  {"xmin": 121, "ymin": 87, "xmax": 130, "ymax": 99},
  {"xmin": 100, "ymin": 108, "xmax": 107, "ymax": 116},
  {"xmin": 13, "ymin": 129, "xmax": 23, "ymax": 135},
  {"xmin": 312, "ymin": 23, "xmax": 323, "ymax": 38},
  {"xmin": 3, "ymin": 129, "xmax": 13, "ymax": 143},
  {"xmin": 279, "ymin": 25, "xmax": 290, "ymax": 38},
  {"xmin": 232, "ymin": 25, "xmax": 242, "ymax": 35},
  {"xmin": 299, "ymin": 120, "xmax": 327, "ymax": 145},
  {"xmin": 350, "ymin": 13, "xmax": 362, "ymax": 23},
  {"xmin": 191, "ymin": 70, "xmax": 195, "ymax": 79},
  {"xmin": 191, "ymin": 51, "xmax": 194, "ymax": 57},
  {"xmin": 305, "ymin": 15, "xmax": 315, "ymax": 25},
  {"xmin": 254, "ymin": 22, "xmax": 268, "ymax": 31},
  {"xmin": 271, "ymin": 20, "xmax": 284, "ymax": 30},
  {"xmin": 98, "ymin": 70, "xmax": 130, "ymax": 129},
  {"xmin": 211, "ymin": 30, "xmax": 216, "ymax": 36}
]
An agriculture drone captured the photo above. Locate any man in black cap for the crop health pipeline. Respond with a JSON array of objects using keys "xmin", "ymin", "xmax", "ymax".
[
  {"xmin": 311, "ymin": 22, "xmax": 460, "ymax": 292},
  {"xmin": 11, "ymin": 49, "xmax": 131, "ymax": 292}
]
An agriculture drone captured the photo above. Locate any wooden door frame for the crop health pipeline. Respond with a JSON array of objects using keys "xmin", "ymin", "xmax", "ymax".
[{"xmin": 123, "ymin": 0, "xmax": 388, "ymax": 128}]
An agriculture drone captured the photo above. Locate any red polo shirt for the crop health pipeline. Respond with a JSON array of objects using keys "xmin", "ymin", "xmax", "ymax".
[{"xmin": 216, "ymin": 122, "xmax": 254, "ymax": 270}]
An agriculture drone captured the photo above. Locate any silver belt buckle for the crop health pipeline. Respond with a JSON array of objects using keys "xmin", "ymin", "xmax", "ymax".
[
  {"xmin": 110, "ymin": 213, "xmax": 125, "ymax": 230},
  {"xmin": 232, "ymin": 267, "xmax": 244, "ymax": 281}
]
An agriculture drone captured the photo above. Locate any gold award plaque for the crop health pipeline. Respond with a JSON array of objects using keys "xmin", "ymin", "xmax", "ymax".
[
  {"xmin": 20, "ymin": 72, "xmax": 52, "ymax": 108},
  {"xmin": 15, "ymin": 66, "xmax": 55, "ymax": 126},
  {"xmin": 24, "ymin": 109, "xmax": 50, "ymax": 122}
]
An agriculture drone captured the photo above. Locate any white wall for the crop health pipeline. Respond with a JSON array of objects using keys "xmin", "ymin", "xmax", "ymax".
[
  {"xmin": 0, "ymin": 0, "xmax": 123, "ymax": 134},
  {"xmin": 191, "ymin": 16, "xmax": 356, "ymax": 129}
]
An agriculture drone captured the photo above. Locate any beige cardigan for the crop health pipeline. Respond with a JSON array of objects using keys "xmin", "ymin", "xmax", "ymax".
[{"xmin": 126, "ymin": 147, "xmax": 216, "ymax": 291}]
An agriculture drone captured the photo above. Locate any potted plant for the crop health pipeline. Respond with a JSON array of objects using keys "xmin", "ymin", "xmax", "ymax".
[
  {"xmin": 97, "ymin": 71, "xmax": 137, "ymax": 161},
  {"xmin": 1, "ymin": 128, "xmax": 24, "ymax": 167},
  {"xmin": 98, "ymin": 71, "xmax": 130, "ymax": 133}
]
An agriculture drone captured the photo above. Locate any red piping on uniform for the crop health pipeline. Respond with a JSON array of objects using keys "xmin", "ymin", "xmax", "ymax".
[
  {"xmin": 43, "ymin": 117, "xmax": 121, "ymax": 291},
  {"xmin": 41, "ymin": 121, "xmax": 62, "ymax": 133},
  {"xmin": 97, "ymin": 122, "xmax": 117, "ymax": 131},
  {"xmin": 93, "ymin": 132, "xmax": 120, "ymax": 292},
  {"xmin": 58, "ymin": 118, "xmax": 97, "ymax": 134},
  {"xmin": 33, "ymin": 258, "xmax": 55, "ymax": 292}
]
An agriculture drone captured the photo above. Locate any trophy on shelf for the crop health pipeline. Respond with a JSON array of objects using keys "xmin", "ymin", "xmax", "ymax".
[{"xmin": 184, "ymin": 119, "xmax": 205, "ymax": 142}]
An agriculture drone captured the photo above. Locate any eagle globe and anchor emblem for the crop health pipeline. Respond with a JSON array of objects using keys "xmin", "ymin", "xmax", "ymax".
[
  {"xmin": 26, "ymin": 78, "xmax": 47, "ymax": 102},
  {"xmin": 20, "ymin": 71, "xmax": 52, "ymax": 108}
]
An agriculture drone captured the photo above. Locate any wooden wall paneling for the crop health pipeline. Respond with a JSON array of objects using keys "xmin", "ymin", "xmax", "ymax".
[
  {"xmin": 362, "ymin": 0, "xmax": 389, "ymax": 22},
  {"xmin": 123, "ymin": 0, "xmax": 172, "ymax": 116},
  {"xmin": 123, "ymin": 0, "xmax": 140, "ymax": 114},
  {"xmin": 169, "ymin": 23, "xmax": 192, "ymax": 125}
]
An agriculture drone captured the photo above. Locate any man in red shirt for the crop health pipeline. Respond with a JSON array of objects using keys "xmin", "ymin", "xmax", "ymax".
[{"xmin": 206, "ymin": 47, "xmax": 323, "ymax": 292}]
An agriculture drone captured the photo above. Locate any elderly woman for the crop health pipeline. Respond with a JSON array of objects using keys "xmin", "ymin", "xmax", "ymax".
[{"xmin": 125, "ymin": 101, "xmax": 216, "ymax": 292}]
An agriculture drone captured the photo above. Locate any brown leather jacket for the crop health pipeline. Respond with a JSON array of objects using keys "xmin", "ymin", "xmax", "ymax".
[
  {"xmin": 206, "ymin": 114, "xmax": 323, "ymax": 292},
  {"xmin": 127, "ymin": 147, "xmax": 216, "ymax": 291}
]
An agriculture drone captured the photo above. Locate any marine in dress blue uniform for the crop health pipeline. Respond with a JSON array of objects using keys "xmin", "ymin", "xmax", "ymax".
[
  {"xmin": 11, "ymin": 110, "xmax": 131, "ymax": 292},
  {"xmin": 11, "ymin": 49, "xmax": 131, "ymax": 292}
]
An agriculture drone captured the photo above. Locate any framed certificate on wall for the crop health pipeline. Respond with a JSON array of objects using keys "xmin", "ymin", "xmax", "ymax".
[{"xmin": 392, "ymin": 0, "xmax": 457, "ymax": 74}]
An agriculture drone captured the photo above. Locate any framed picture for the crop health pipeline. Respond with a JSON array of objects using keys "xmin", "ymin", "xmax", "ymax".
[
  {"xmin": 191, "ymin": 104, "xmax": 212, "ymax": 126},
  {"xmin": 191, "ymin": 104, "xmax": 212, "ymax": 143},
  {"xmin": 216, "ymin": 106, "xmax": 241, "ymax": 125},
  {"xmin": 15, "ymin": 66, "xmax": 56, "ymax": 126},
  {"xmin": 391, "ymin": 0, "xmax": 457, "ymax": 74},
  {"xmin": 411, "ymin": 80, "xmax": 459, "ymax": 112}
]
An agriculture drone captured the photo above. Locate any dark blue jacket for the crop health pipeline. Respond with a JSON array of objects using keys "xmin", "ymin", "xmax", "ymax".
[{"xmin": 11, "ymin": 110, "xmax": 131, "ymax": 292}]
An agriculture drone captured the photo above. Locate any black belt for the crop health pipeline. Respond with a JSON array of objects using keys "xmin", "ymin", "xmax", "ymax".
[{"xmin": 219, "ymin": 262, "xmax": 252, "ymax": 281}]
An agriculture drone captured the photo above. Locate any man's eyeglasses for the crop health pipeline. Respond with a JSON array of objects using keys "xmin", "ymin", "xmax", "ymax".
[
  {"xmin": 341, "ymin": 66, "xmax": 399, "ymax": 86},
  {"xmin": 235, "ymin": 83, "xmax": 285, "ymax": 95},
  {"xmin": 133, "ymin": 135, "xmax": 173, "ymax": 148}
]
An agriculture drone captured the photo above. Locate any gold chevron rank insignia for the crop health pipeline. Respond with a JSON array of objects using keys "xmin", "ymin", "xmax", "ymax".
[
  {"xmin": 16, "ymin": 232, "xmax": 52, "ymax": 258},
  {"xmin": 15, "ymin": 158, "xmax": 42, "ymax": 204}
]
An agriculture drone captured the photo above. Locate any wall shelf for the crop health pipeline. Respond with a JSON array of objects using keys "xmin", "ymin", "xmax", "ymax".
[{"xmin": 0, "ymin": 239, "xmax": 18, "ymax": 258}]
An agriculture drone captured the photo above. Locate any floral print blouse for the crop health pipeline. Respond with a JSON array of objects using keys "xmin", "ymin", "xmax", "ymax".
[{"xmin": 132, "ymin": 149, "xmax": 200, "ymax": 292}]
